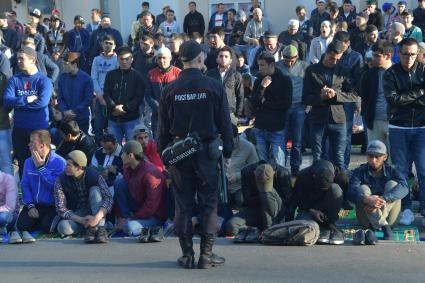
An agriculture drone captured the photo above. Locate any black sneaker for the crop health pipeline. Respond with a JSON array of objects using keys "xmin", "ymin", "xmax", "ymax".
[
  {"xmin": 95, "ymin": 226, "xmax": 108, "ymax": 243},
  {"xmin": 353, "ymin": 229, "xmax": 365, "ymax": 245},
  {"xmin": 244, "ymin": 227, "xmax": 259, "ymax": 243},
  {"xmin": 138, "ymin": 227, "xmax": 150, "ymax": 243},
  {"xmin": 317, "ymin": 229, "xmax": 331, "ymax": 244},
  {"xmin": 233, "ymin": 228, "xmax": 247, "ymax": 243},
  {"xmin": 365, "ymin": 229, "xmax": 378, "ymax": 245},
  {"xmin": 84, "ymin": 227, "xmax": 97, "ymax": 244},
  {"xmin": 149, "ymin": 226, "xmax": 164, "ymax": 242},
  {"xmin": 329, "ymin": 229, "xmax": 344, "ymax": 245},
  {"xmin": 381, "ymin": 225, "xmax": 393, "ymax": 240}
]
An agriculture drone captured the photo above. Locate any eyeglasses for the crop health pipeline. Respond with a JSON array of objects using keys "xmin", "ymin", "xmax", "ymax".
[{"xmin": 400, "ymin": 52, "xmax": 418, "ymax": 58}]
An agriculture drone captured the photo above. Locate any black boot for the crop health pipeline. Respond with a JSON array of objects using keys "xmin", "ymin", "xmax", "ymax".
[
  {"xmin": 198, "ymin": 236, "xmax": 225, "ymax": 269},
  {"xmin": 177, "ymin": 238, "xmax": 195, "ymax": 269}
]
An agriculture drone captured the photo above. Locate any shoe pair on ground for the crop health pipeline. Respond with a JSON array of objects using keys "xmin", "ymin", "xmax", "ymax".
[
  {"xmin": 84, "ymin": 226, "xmax": 108, "ymax": 244},
  {"xmin": 8, "ymin": 231, "xmax": 36, "ymax": 244},
  {"xmin": 317, "ymin": 226, "xmax": 345, "ymax": 245},
  {"xmin": 353, "ymin": 225, "xmax": 392, "ymax": 245},
  {"xmin": 233, "ymin": 227, "xmax": 259, "ymax": 243},
  {"xmin": 139, "ymin": 226, "xmax": 164, "ymax": 243},
  {"xmin": 177, "ymin": 237, "xmax": 225, "ymax": 269}
]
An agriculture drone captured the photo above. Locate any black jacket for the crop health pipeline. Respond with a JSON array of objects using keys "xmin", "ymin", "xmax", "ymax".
[
  {"xmin": 206, "ymin": 67, "xmax": 244, "ymax": 116},
  {"xmin": 104, "ymin": 68, "xmax": 145, "ymax": 123},
  {"xmin": 383, "ymin": 62, "xmax": 425, "ymax": 127},
  {"xmin": 250, "ymin": 68, "xmax": 292, "ymax": 132},
  {"xmin": 158, "ymin": 68, "xmax": 233, "ymax": 158},
  {"xmin": 359, "ymin": 67, "xmax": 382, "ymax": 130},
  {"xmin": 183, "ymin": 11, "xmax": 205, "ymax": 36},
  {"xmin": 367, "ymin": 9, "xmax": 384, "ymax": 31},
  {"xmin": 56, "ymin": 131, "xmax": 97, "ymax": 164},
  {"xmin": 302, "ymin": 58, "xmax": 357, "ymax": 124}
]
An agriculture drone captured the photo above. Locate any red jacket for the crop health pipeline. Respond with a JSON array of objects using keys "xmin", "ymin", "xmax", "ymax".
[
  {"xmin": 143, "ymin": 140, "xmax": 165, "ymax": 172},
  {"xmin": 123, "ymin": 159, "xmax": 167, "ymax": 221}
]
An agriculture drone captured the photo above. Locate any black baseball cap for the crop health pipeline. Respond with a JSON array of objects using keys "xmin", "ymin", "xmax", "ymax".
[{"xmin": 179, "ymin": 40, "xmax": 202, "ymax": 62}]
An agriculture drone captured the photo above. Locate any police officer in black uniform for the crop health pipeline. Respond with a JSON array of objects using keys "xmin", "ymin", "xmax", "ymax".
[{"xmin": 158, "ymin": 40, "xmax": 233, "ymax": 269}]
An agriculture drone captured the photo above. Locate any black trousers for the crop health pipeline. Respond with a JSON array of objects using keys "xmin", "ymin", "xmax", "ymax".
[
  {"xmin": 16, "ymin": 205, "xmax": 58, "ymax": 233},
  {"xmin": 12, "ymin": 127, "xmax": 33, "ymax": 178},
  {"xmin": 169, "ymin": 145, "xmax": 219, "ymax": 239}
]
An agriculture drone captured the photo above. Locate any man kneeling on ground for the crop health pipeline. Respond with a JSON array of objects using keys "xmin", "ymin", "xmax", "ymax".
[
  {"xmin": 348, "ymin": 140, "xmax": 408, "ymax": 244},
  {"xmin": 54, "ymin": 150, "xmax": 113, "ymax": 243},
  {"xmin": 292, "ymin": 159, "xmax": 345, "ymax": 245}
]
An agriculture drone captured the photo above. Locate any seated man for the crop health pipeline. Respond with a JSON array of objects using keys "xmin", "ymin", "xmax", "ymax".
[
  {"xmin": 9, "ymin": 130, "xmax": 66, "ymax": 244},
  {"xmin": 0, "ymin": 171, "xmax": 19, "ymax": 241},
  {"xmin": 55, "ymin": 150, "xmax": 113, "ymax": 243},
  {"xmin": 132, "ymin": 124, "xmax": 165, "ymax": 173},
  {"xmin": 348, "ymin": 140, "xmax": 408, "ymax": 244},
  {"xmin": 114, "ymin": 141, "xmax": 167, "ymax": 242},
  {"xmin": 91, "ymin": 134, "xmax": 123, "ymax": 191},
  {"xmin": 56, "ymin": 120, "xmax": 97, "ymax": 164},
  {"xmin": 226, "ymin": 162, "xmax": 292, "ymax": 242},
  {"xmin": 227, "ymin": 124, "xmax": 259, "ymax": 207},
  {"xmin": 292, "ymin": 159, "xmax": 345, "ymax": 245}
]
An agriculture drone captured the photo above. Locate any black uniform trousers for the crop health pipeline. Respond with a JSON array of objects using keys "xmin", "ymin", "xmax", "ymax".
[{"xmin": 169, "ymin": 144, "xmax": 219, "ymax": 239}]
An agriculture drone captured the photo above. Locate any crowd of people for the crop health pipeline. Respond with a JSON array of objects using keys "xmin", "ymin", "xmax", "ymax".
[{"xmin": 0, "ymin": 0, "xmax": 424, "ymax": 269}]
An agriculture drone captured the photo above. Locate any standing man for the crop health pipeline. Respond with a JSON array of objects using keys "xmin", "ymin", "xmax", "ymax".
[
  {"xmin": 86, "ymin": 8, "xmax": 102, "ymax": 34},
  {"xmin": 65, "ymin": 16, "xmax": 90, "ymax": 72},
  {"xmin": 276, "ymin": 45, "xmax": 309, "ymax": 176},
  {"xmin": 157, "ymin": 41, "xmax": 233, "ymax": 269},
  {"xmin": 183, "ymin": 1, "xmax": 205, "ymax": 36},
  {"xmin": 243, "ymin": 8, "xmax": 270, "ymax": 47},
  {"xmin": 103, "ymin": 47, "xmax": 144, "ymax": 144},
  {"xmin": 0, "ymin": 65, "xmax": 13, "ymax": 175},
  {"xmin": 413, "ymin": 0, "xmax": 425, "ymax": 42},
  {"xmin": 209, "ymin": 3, "xmax": 227, "ymax": 31},
  {"xmin": 302, "ymin": 41, "xmax": 357, "ymax": 170},
  {"xmin": 250, "ymin": 52, "xmax": 292, "ymax": 167},
  {"xmin": 360, "ymin": 40, "xmax": 393, "ymax": 148},
  {"xmin": 365, "ymin": 0, "xmax": 384, "ymax": 31},
  {"xmin": 3, "ymin": 47, "xmax": 52, "ymax": 178},
  {"xmin": 145, "ymin": 47, "xmax": 181, "ymax": 138},
  {"xmin": 383, "ymin": 38, "xmax": 425, "ymax": 225},
  {"xmin": 0, "ymin": 12, "xmax": 18, "ymax": 52},
  {"xmin": 91, "ymin": 35, "xmax": 119, "ymax": 143},
  {"xmin": 57, "ymin": 52, "xmax": 94, "ymax": 134},
  {"xmin": 206, "ymin": 46, "xmax": 244, "ymax": 125}
]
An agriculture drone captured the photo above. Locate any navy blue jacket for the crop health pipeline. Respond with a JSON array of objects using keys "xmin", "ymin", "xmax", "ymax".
[{"xmin": 348, "ymin": 163, "xmax": 409, "ymax": 204}]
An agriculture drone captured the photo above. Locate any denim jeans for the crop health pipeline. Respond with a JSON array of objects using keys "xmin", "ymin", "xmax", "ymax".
[
  {"xmin": 0, "ymin": 211, "xmax": 13, "ymax": 227},
  {"xmin": 0, "ymin": 129, "xmax": 13, "ymax": 175},
  {"xmin": 94, "ymin": 100, "xmax": 108, "ymax": 143},
  {"xmin": 254, "ymin": 128, "xmax": 285, "ymax": 167},
  {"xmin": 310, "ymin": 122, "xmax": 347, "ymax": 169},
  {"xmin": 57, "ymin": 186, "xmax": 106, "ymax": 236},
  {"xmin": 283, "ymin": 104, "xmax": 305, "ymax": 174},
  {"xmin": 123, "ymin": 217, "xmax": 161, "ymax": 236},
  {"xmin": 12, "ymin": 127, "xmax": 34, "ymax": 178},
  {"xmin": 114, "ymin": 178, "xmax": 135, "ymax": 218},
  {"xmin": 343, "ymin": 102, "xmax": 356, "ymax": 171},
  {"xmin": 389, "ymin": 127, "xmax": 425, "ymax": 210},
  {"xmin": 108, "ymin": 119, "xmax": 139, "ymax": 144}
]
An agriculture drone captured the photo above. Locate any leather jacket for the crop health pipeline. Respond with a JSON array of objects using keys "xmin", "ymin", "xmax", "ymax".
[{"xmin": 383, "ymin": 62, "xmax": 425, "ymax": 127}]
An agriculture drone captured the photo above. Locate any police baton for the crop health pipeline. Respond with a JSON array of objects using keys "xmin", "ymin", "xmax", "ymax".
[{"xmin": 219, "ymin": 153, "xmax": 228, "ymax": 204}]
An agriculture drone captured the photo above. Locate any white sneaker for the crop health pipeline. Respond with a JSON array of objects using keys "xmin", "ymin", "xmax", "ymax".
[{"xmin": 399, "ymin": 209, "xmax": 415, "ymax": 225}]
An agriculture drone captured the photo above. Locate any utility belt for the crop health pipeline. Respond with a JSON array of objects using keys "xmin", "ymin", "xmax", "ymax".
[{"xmin": 161, "ymin": 133, "xmax": 223, "ymax": 166}]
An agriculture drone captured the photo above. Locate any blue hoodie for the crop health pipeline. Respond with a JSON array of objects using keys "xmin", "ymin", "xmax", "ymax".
[
  {"xmin": 21, "ymin": 152, "xmax": 66, "ymax": 208},
  {"xmin": 3, "ymin": 72, "xmax": 52, "ymax": 129},
  {"xmin": 57, "ymin": 70, "xmax": 94, "ymax": 122}
]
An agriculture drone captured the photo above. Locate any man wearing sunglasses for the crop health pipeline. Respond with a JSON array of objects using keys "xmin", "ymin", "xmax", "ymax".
[
  {"xmin": 348, "ymin": 140, "xmax": 408, "ymax": 244},
  {"xmin": 383, "ymin": 37, "xmax": 425, "ymax": 226}
]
